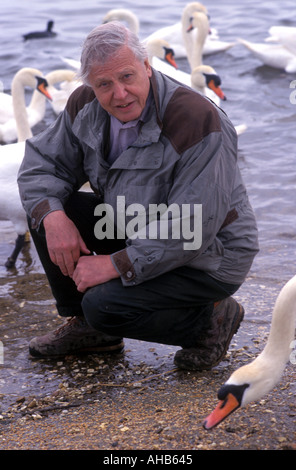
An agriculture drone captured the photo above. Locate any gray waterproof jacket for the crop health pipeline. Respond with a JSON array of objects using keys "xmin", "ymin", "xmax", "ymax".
[{"xmin": 18, "ymin": 68, "xmax": 259, "ymax": 286}]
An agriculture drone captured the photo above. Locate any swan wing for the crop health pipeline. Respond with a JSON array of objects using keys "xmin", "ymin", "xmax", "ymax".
[
  {"xmin": 0, "ymin": 93, "xmax": 14, "ymax": 123},
  {"xmin": 239, "ymin": 38, "xmax": 296, "ymax": 71},
  {"xmin": 266, "ymin": 26, "xmax": 296, "ymax": 56}
]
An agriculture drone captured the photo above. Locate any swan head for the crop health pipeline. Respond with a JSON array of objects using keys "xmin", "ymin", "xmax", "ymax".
[
  {"xmin": 203, "ymin": 382, "xmax": 249, "ymax": 430},
  {"xmin": 191, "ymin": 65, "xmax": 226, "ymax": 100},
  {"xmin": 102, "ymin": 8, "xmax": 140, "ymax": 35},
  {"xmin": 163, "ymin": 46, "xmax": 178, "ymax": 68},
  {"xmin": 202, "ymin": 358, "xmax": 283, "ymax": 430},
  {"xmin": 203, "ymin": 72, "xmax": 226, "ymax": 101},
  {"xmin": 203, "ymin": 275, "xmax": 296, "ymax": 430},
  {"xmin": 35, "ymin": 76, "xmax": 52, "ymax": 101},
  {"xmin": 186, "ymin": 11, "xmax": 210, "ymax": 35},
  {"xmin": 182, "ymin": 2, "xmax": 208, "ymax": 19},
  {"xmin": 146, "ymin": 39, "xmax": 178, "ymax": 68}
]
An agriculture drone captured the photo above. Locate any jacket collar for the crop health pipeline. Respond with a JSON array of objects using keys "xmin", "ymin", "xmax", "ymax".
[{"xmin": 150, "ymin": 68, "xmax": 163, "ymax": 131}]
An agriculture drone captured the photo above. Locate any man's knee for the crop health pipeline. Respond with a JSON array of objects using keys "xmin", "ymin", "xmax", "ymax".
[
  {"xmin": 82, "ymin": 285, "xmax": 107, "ymax": 327},
  {"xmin": 81, "ymin": 281, "xmax": 125, "ymax": 332}
]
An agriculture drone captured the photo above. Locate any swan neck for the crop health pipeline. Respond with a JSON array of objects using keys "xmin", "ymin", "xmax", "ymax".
[
  {"xmin": 45, "ymin": 69, "xmax": 77, "ymax": 86},
  {"xmin": 12, "ymin": 72, "xmax": 32, "ymax": 142},
  {"xmin": 261, "ymin": 278, "xmax": 296, "ymax": 364},
  {"xmin": 182, "ymin": 14, "xmax": 208, "ymax": 71}
]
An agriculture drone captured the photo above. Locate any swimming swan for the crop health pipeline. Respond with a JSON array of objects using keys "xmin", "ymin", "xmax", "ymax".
[
  {"xmin": 0, "ymin": 79, "xmax": 50, "ymax": 267},
  {"xmin": 144, "ymin": 2, "xmax": 234, "ymax": 58},
  {"xmin": 239, "ymin": 26, "xmax": 296, "ymax": 74},
  {"xmin": 102, "ymin": 8, "xmax": 140, "ymax": 34},
  {"xmin": 146, "ymin": 11, "xmax": 209, "ymax": 84},
  {"xmin": 203, "ymin": 275, "xmax": 296, "ymax": 429},
  {"xmin": 148, "ymin": 14, "xmax": 226, "ymax": 106},
  {"xmin": 266, "ymin": 26, "xmax": 296, "ymax": 56},
  {"xmin": 0, "ymin": 68, "xmax": 51, "ymax": 143},
  {"xmin": 146, "ymin": 38, "xmax": 178, "ymax": 70},
  {"xmin": 191, "ymin": 65, "xmax": 226, "ymax": 104},
  {"xmin": 183, "ymin": 10, "xmax": 210, "ymax": 70},
  {"xmin": 186, "ymin": 15, "xmax": 245, "ymax": 132},
  {"xmin": 0, "ymin": 143, "xmax": 28, "ymax": 268},
  {"xmin": 0, "ymin": 68, "xmax": 79, "ymax": 143},
  {"xmin": 45, "ymin": 69, "xmax": 80, "ymax": 115}
]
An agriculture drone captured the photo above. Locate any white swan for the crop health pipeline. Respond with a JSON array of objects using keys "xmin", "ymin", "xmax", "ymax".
[
  {"xmin": 143, "ymin": 2, "xmax": 207, "ymax": 58},
  {"xmin": 203, "ymin": 275, "xmax": 296, "ymax": 429},
  {"xmin": 45, "ymin": 69, "xmax": 80, "ymax": 115},
  {"xmin": 0, "ymin": 142, "xmax": 29, "ymax": 268},
  {"xmin": 146, "ymin": 38, "xmax": 178, "ymax": 71},
  {"xmin": 0, "ymin": 92, "xmax": 15, "ymax": 124},
  {"xmin": 182, "ymin": 10, "xmax": 210, "ymax": 70},
  {"xmin": 0, "ymin": 76, "xmax": 50, "ymax": 267},
  {"xmin": 0, "ymin": 69, "xmax": 79, "ymax": 143},
  {"xmin": 148, "ymin": 14, "xmax": 226, "ymax": 107},
  {"xmin": 147, "ymin": 11, "xmax": 208, "ymax": 85},
  {"xmin": 185, "ymin": 15, "xmax": 246, "ymax": 133},
  {"xmin": 190, "ymin": 65, "xmax": 246, "ymax": 135},
  {"xmin": 265, "ymin": 26, "xmax": 296, "ymax": 56},
  {"xmin": 102, "ymin": 8, "xmax": 140, "ymax": 34},
  {"xmin": 0, "ymin": 68, "xmax": 51, "ymax": 143},
  {"xmin": 191, "ymin": 65, "xmax": 226, "ymax": 105},
  {"xmin": 143, "ymin": 2, "xmax": 234, "ymax": 58},
  {"xmin": 101, "ymin": 4, "xmax": 232, "ymax": 59},
  {"xmin": 239, "ymin": 32, "xmax": 296, "ymax": 74}
]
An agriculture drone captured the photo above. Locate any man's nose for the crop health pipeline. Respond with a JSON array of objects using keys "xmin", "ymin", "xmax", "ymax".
[{"xmin": 113, "ymin": 82, "xmax": 128, "ymax": 99}]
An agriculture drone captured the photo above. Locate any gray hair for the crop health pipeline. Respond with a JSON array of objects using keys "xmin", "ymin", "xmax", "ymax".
[{"xmin": 79, "ymin": 21, "xmax": 148, "ymax": 84}]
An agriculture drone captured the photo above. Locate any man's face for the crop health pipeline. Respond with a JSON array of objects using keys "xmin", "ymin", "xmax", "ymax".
[{"xmin": 88, "ymin": 45, "xmax": 152, "ymax": 123}]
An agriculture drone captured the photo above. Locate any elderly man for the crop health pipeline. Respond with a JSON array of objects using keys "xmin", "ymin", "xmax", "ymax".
[{"xmin": 18, "ymin": 22, "xmax": 259, "ymax": 370}]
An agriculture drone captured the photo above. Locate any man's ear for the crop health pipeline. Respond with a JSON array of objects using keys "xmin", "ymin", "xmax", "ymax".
[{"xmin": 144, "ymin": 58, "xmax": 152, "ymax": 77}]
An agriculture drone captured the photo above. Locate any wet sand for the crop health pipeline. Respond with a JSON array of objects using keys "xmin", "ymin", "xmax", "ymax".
[{"xmin": 0, "ymin": 241, "xmax": 295, "ymax": 451}]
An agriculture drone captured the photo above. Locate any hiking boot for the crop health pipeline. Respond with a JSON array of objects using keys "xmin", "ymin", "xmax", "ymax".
[
  {"xmin": 29, "ymin": 316, "xmax": 124, "ymax": 357},
  {"xmin": 174, "ymin": 297, "xmax": 244, "ymax": 371}
]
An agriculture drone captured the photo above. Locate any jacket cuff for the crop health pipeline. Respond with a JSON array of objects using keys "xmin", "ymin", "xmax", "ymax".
[
  {"xmin": 30, "ymin": 199, "xmax": 64, "ymax": 229},
  {"xmin": 111, "ymin": 249, "xmax": 136, "ymax": 283}
]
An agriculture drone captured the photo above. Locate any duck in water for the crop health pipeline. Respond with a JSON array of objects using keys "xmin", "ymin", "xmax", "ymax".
[{"xmin": 23, "ymin": 20, "xmax": 57, "ymax": 41}]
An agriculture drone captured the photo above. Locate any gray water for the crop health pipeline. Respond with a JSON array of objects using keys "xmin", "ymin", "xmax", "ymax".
[{"xmin": 0, "ymin": 0, "xmax": 295, "ymax": 414}]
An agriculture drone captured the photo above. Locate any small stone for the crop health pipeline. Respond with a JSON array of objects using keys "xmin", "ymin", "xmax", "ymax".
[
  {"xmin": 27, "ymin": 399, "xmax": 37, "ymax": 409},
  {"xmin": 120, "ymin": 426, "xmax": 129, "ymax": 432}
]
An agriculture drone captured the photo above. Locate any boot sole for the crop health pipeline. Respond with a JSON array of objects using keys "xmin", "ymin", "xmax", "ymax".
[{"xmin": 29, "ymin": 340, "xmax": 125, "ymax": 358}]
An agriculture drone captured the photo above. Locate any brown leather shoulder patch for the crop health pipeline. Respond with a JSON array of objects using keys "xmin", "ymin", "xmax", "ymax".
[
  {"xmin": 65, "ymin": 85, "xmax": 96, "ymax": 123},
  {"xmin": 162, "ymin": 87, "xmax": 221, "ymax": 154}
]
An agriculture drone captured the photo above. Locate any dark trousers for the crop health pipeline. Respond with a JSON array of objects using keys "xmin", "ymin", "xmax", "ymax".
[{"xmin": 29, "ymin": 192, "xmax": 241, "ymax": 348}]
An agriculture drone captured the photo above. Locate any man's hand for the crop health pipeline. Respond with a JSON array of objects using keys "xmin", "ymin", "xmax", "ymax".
[
  {"xmin": 72, "ymin": 254, "xmax": 120, "ymax": 292},
  {"xmin": 43, "ymin": 210, "xmax": 90, "ymax": 277}
]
